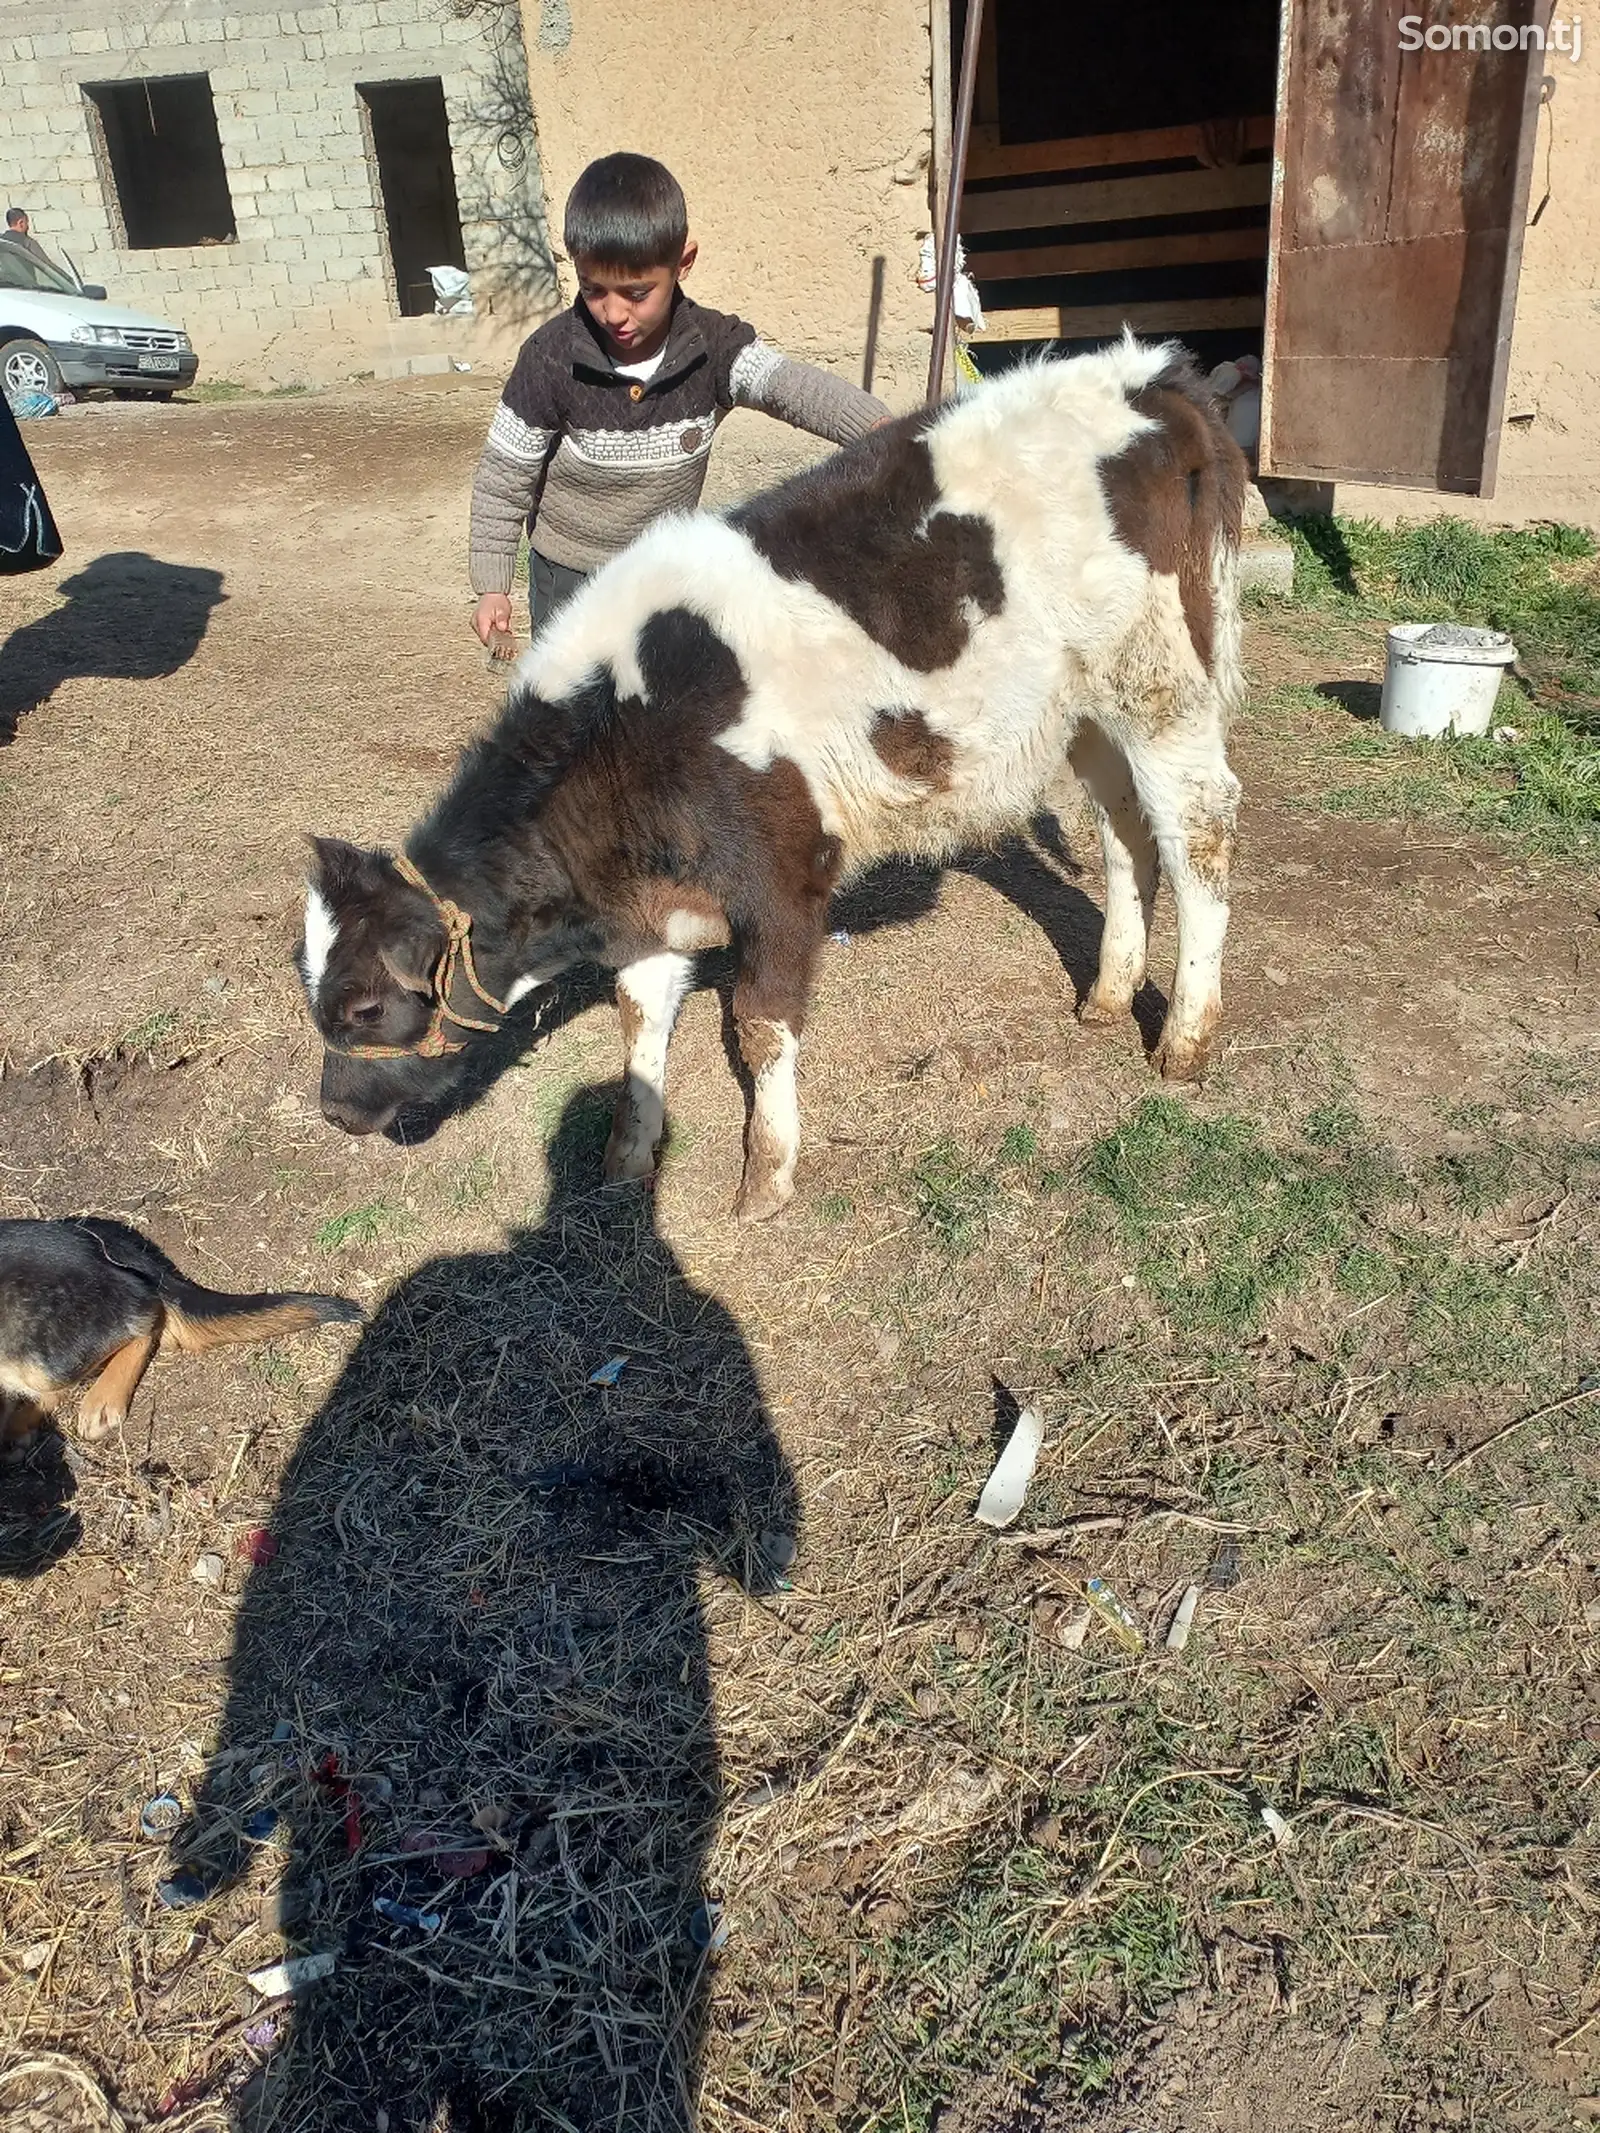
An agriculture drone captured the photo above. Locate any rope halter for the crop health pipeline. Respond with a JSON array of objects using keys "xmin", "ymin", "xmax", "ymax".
[{"xmin": 335, "ymin": 853, "xmax": 510, "ymax": 1061}]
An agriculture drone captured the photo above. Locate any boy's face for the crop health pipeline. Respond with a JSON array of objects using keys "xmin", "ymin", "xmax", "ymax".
[{"xmin": 575, "ymin": 242, "xmax": 696, "ymax": 362}]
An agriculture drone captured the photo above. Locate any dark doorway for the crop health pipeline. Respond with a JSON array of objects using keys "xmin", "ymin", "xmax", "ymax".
[
  {"xmin": 83, "ymin": 75, "xmax": 236, "ymax": 249},
  {"xmin": 360, "ymin": 78, "xmax": 468, "ymax": 317},
  {"xmin": 954, "ymin": 0, "xmax": 1281, "ymax": 376},
  {"xmin": 987, "ymin": 0, "xmax": 1279, "ymax": 141}
]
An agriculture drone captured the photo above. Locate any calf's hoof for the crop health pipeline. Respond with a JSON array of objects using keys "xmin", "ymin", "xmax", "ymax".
[
  {"xmin": 603, "ymin": 1125, "xmax": 660, "ymax": 1187},
  {"xmin": 1152, "ymin": 1032, "xmax": 1210, "ymax": 1084},
  {"xmin": 1077, "ymin": 989, "xmax": 1132, "ymax": 1031},
  {"xmin": 733, "ymin": 1168, "xmax": 795, "ymax": 1225}
]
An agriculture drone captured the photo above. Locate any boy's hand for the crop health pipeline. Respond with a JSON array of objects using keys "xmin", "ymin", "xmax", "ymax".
[{"xmin": 472, "ymin": 592, "xmax": 514, "ymax": 648}]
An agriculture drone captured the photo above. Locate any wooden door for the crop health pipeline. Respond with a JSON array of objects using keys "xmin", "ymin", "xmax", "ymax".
[{"xmin": 1261, "ymin": 0, "xmax": 1550, "ymax": 494}]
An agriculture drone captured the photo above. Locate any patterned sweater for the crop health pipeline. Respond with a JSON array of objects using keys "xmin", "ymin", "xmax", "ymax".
[{"xmin": 468, "ymin": 295, "xmax": 889, "ymax": 590}]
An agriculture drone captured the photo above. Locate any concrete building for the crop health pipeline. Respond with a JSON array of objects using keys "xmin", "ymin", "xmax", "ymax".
[{"xmin": 0, "ymin": 0, "xmax": 558, "ymax": 385}]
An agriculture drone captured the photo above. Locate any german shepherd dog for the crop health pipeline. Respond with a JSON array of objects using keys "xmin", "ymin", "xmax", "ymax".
[{"xmin": 0, "ymin": 1219, "xmax": 362, "ymax": 1450}]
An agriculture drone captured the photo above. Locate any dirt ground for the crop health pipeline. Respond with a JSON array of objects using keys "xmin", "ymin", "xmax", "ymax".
[{"xmin": 1, "ymin": 382, "xmax": 1597, "ymax": 2133}]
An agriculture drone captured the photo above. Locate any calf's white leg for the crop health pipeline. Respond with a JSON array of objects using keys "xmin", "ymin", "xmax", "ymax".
[
  {"xmin": 730, "ymin": 894, "xmax": 828, "ymax": 1223},
  {"xmin": 1122, "ymin": 719, "xmax": 1239, "ymax": 1082},
  {"xmin": 734, "ymin": 1018, "xmax": 801, "ymax": 1223},
  {"xmin": 1069, "ymin": 721, "xmax": 1160, "ymax": 1026},
  {"xmin": 606, "ymin": 951, "xmax": 693, "ymax": 1183}
]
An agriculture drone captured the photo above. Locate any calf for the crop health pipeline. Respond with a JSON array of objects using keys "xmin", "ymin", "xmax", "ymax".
[{"xmin": 300, "ymin": 336, "xmax": 1245, "ymax": 1220}]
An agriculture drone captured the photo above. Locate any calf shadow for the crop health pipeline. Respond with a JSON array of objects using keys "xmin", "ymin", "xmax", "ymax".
[
  {"xmin": 0, "ymin": 550, "xmax": 226, "ymax": 743},
  {"xmin": 389, "ymin": 809, "xmax": 1155, "ymax": 1160},
  {"xmin": 382, "ymin": 963, "xmax": 615, "ymax": 1146},
  {"xmin": 834, "ymin": 814, "xmax": 1165, "ymax": 1047},
  {"xmin": 173, "ymin": 1089, "xmax": 797, "ymax": 2131},
  {"xmin": 964, "ymin": 828, "xmax": 1169, "ymax": 1049}
]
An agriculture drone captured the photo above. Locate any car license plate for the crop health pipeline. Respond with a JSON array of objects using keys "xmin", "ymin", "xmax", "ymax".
[{"xmin": 137, "ymin": 353, "xmax": 180, "ymax": 372}]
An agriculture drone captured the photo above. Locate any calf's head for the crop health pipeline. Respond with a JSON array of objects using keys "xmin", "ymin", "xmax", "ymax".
[{"xmin": 298, "ymin": 837, "xmax": 473, "ymax": 1136}]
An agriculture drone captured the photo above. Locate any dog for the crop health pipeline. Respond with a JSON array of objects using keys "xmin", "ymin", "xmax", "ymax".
[{"xmin": 0, "ymin": 1218, "xmax": 362, "ymax": 1450}]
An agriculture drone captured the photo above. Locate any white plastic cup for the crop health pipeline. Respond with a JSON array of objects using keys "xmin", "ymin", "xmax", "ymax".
[{"xmin": 1379, "ymin": 623, "xmax": 1517, "ymax": 740}]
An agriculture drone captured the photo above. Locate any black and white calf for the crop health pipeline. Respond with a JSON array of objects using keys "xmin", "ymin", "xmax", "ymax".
[{"xmin": 299, "ymin": 336, "xmax": 1246, "ymax": 1220}]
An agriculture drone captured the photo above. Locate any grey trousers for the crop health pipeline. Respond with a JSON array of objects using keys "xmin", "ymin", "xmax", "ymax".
[{"xmin": 529, "ymin": 549, "xmax": 589, "ymax": 635}]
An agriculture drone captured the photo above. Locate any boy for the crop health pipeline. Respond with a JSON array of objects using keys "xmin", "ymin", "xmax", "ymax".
[{"xmin": 469, "ymin": 152, "xmax": 889, "ymax": 647}]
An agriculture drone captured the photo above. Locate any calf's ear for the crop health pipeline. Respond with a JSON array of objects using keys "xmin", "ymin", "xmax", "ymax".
[
  {"xmin": 380, "ymin": 935, "xmax": 438, "ymax": 995},
  {"xmin": 308, "ymin": 834, "xmax": 377, "ymax": 895},
  {"xmin": 379, "ymin": 892, "xmax": 449, "ymax": 994}
]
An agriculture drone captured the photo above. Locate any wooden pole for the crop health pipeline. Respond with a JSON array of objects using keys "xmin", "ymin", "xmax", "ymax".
[{"xmin": 926, "ymin": 0, "xmax": 987, "ymax": 405}]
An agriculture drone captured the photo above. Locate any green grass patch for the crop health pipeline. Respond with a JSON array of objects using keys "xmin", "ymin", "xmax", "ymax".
[
  {"xmin": 1264, "ymin": 513, "xmax": 1600, "ymax": 860},
  {"xmin": 118, "ymin": 1008, "xmax": 181, "ymax": 1053},
  {"xmin": 908, "ymin": 1135, "xmax": 1002, "ymax": 1256},
  {"xmin": 1260, "ymin": 678, "xmax": 1598, "ymax": 862},
  {"xmin": 1317, "ymin": 711, "xmax": 1599, "ymax": 861},
  {"xmin": 852, "ymin": 1884, "xmax": 1091, "ymax": 2123},
  {"xmin": 447, "ymin": 1153, "xmax": 496, "ymax": 1212},
  {"xmin": 1280, "ymin": 517, "xmax": 1600, "ymax": 712},
  {"xmin": 1082, "ymin": 1096, "xmax": 1399, "ymax": 1337},
  {"xmin": 998, "ymin": 1122, "xmax": 1040, "ymax": 1165},
  {"xmin": 765, "ymin": 1087, "xmax": 1599, "ymax": 2127},
  {"xmin": 315, "ymin": 1199, "xmax": 400, "ymax": 1251},
  {"xmin": 246, "ymin": 1350, "xmax": 303, "ymax": 1393},
  {"xmin": 905, "ymin": 1119, "xmax": 1049, "ymax": 1255},
  {"xmin": 1074, "ymin": 1095, "xmax": 1590, "ymax": 1397}
]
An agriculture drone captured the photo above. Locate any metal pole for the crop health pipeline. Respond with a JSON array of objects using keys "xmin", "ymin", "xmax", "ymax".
[{"xmin": 926, "ymin": 0, "xmax": 987, "ymax": 405}]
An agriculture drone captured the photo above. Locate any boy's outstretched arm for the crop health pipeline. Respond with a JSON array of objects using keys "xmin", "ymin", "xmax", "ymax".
[
  {"xmin": 468, "ymin": 400, "xmax": 556, "ymax": 645},
  {"xmin": 727, "ymin": 339, "xmax": 890, "ymax": 446}
]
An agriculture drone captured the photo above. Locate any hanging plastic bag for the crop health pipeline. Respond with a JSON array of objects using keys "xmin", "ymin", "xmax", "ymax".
[
  {"xmin": 429, "ymin": 265, "xmax": 474, "ymax": 317},
  {"xmin": 917, "ymin": 233, "xmax": 986, "ymax": 335}
]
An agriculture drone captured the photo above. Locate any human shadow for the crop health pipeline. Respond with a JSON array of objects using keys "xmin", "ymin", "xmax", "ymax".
[
  {"xmin": 0, "ymin": 550, "xmax": 226, "ymax": 742},
  {"xmin": 0, "ymin": 1431, "xmax": 81, "ymax": 1576},
  {"xmin": 173, "ymin": 1087, "xmax": 798, "ymax": 2131}
]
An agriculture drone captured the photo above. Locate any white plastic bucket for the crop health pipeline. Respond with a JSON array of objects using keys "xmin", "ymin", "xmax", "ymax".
[{"xmin": 1379, "ymin": 622, "xmax": 1517, "ymax": 739}]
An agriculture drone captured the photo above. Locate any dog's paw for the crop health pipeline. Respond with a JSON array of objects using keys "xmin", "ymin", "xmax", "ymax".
[{"xmin": 76, "ymin": 1395, "xmax": 126, "ymax": 1443}]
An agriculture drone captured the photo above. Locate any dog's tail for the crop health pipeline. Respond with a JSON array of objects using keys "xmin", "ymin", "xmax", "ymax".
[{"xmin": 157, "ymin": 1273, "xmax": 364, "ymax": 1353}]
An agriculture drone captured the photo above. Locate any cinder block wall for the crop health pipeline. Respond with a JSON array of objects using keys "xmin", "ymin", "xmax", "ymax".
[{"xmin": 0, "ymin": 0, "xmax": 560, "ymax": 386}]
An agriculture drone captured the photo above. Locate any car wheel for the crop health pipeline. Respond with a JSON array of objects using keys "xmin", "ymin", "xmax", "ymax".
[{"xmin": 1, "ymin": 338, "xmax": 64, "ymax": 399}]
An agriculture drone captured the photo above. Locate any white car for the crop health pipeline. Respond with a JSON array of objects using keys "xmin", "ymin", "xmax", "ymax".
[{"xmin": 0, "ymin": 239, "xmax": 198, "ymax": 402}]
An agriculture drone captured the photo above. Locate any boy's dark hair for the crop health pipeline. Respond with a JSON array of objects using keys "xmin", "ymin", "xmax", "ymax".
[
  {"xmin": 563, "ymin": 154, "xmax": 687, "ymax": 270},
  {"xmin": 5, "ymin": 209, "xmax": 26, "ymax": 228}
]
